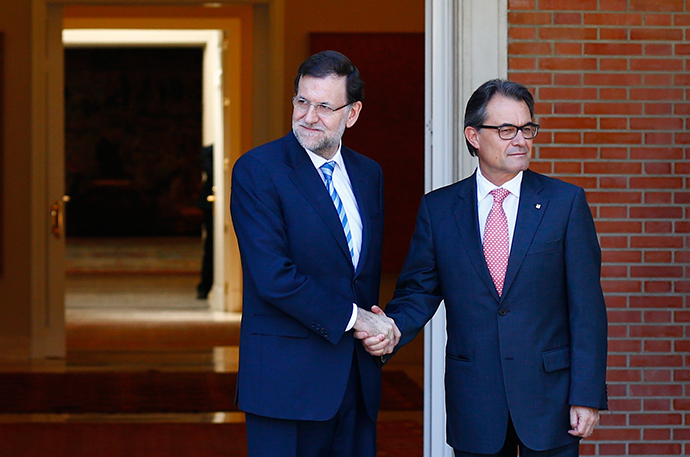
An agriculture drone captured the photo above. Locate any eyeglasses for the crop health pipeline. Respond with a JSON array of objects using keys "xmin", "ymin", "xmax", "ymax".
[
  {"xmin": 478, "ymin": 123, "xmax": 540, "ymax": 140},
  {"xmin": 293, "ymin": 96, "xmax": 352, "ymax": 117}
]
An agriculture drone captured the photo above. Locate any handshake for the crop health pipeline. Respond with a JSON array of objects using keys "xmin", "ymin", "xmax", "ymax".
[{"xmin": 353, "ymin": 306, "xmax": 401, "ymax": 356}]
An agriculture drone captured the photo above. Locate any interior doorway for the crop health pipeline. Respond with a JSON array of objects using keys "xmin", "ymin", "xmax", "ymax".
[
  {"xmin": 30, "ymin": 3, "xmax": 428, "ymax": 455},
  {"xmin": 39, "ymin": 3, "xmax": 256, "ymax": 360},
  {"xmin": 62, "ymin": 29, "xmax": 226, "ymax": 313}
]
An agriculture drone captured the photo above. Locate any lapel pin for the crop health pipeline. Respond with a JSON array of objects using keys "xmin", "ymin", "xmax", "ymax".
[{"xmin": 535, "ymin": 203, "xmax": 542, "ymax": 210}]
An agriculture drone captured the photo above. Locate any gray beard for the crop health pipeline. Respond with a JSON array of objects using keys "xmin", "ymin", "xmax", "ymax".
[
  {"xmin": 292, "ymin": 108, "xmax": 350, "ymax": 159},
  {"xmin": 294, "ymin": 127, "xmax": 340, "ymax": 158}
]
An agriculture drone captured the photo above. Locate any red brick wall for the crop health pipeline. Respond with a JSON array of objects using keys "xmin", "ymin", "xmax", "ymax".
[{"xmin": 508, "ymin": 1, "xmax": 688, "ymax": 455}]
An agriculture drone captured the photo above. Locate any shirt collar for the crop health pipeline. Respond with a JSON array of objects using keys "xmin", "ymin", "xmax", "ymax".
[
  {"xmin": 304, "ymin": 142, "xmax": 344, "ymax": 171},
  {"xmin": 476, "ymin": 166, "xmax": 523, "ymax": 202}
]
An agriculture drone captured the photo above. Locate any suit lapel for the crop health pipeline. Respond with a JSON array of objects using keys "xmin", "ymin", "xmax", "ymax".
[
  {"xmin": 502, "ymin": 170, "xmax": 548, "ymax": 298},
  {"xmin": 285, "ymin": 134, "xmax": 353, "ymax": 264},
  {"xmin": 452, "ymin": 174, "xmax": 499, "ymax": 297}
]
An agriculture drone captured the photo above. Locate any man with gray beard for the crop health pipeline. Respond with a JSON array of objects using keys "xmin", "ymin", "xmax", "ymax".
[{"xmin": 230, "ymin": 50, "xmax": 399, "ymax": 457}]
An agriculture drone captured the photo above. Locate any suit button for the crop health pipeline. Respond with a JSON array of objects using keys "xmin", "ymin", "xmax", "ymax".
[{"xmin": 498, "ymin": 309, "xmax": 508, "ymax": 316}]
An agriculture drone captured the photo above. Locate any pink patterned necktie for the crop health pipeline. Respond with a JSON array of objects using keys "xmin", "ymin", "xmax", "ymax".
[{"xmin": 483, "ymin": 188, "xmax": 511, "ymax": 296}]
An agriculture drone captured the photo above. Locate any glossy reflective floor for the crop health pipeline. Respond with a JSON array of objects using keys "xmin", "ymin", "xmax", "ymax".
[{"xmin": 0, "ymin": 238, "xmax": 424, "ymax": 456}]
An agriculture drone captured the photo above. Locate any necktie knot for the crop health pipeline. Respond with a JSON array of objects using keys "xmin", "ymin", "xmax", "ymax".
[
  {"xmin": 321, "ymin": 161, "xmax": 335, "ymax": 181},
  {"xmin": 491, "ymin": 188, "xmax": 510, "ymax": 204}
]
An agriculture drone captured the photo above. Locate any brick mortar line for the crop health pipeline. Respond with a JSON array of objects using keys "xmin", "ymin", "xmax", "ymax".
[
  {"xmin": 509, "ymin": 42, "xmax": 690, "ymax": 44},
  {"xmin": 507, "ymin": 30, "xmax": 690, "ymax": 33}
]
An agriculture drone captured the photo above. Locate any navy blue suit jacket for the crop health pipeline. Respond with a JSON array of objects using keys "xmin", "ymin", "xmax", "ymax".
[
  {"xmin": 230, "ymin": 131, "xmax": 384, "ymax": 422},
  {"xmin": 385, "ymin": 169, "xmax": 608, "ymax": 453}
]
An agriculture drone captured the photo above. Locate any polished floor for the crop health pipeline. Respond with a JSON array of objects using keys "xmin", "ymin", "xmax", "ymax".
[
  {"xmin": 63, "ymin": 237, "xmax": 423, "ymax": 381},
  {"xmin": 5, "ymin": 237, "xmax": 425, "ymax": 456}
]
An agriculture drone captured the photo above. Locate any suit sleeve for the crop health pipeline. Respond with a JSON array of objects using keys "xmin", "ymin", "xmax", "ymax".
[
  {"xmin": 565, "ymin": 188, "xmax": 608, "ymax": 410},
  {"xmin": 385, "ymin": 196, "xmax": 444, "ymax": 348},
  {"xmin": 230, "ymin": 155, "xmax": 353, "ymax": 345}
]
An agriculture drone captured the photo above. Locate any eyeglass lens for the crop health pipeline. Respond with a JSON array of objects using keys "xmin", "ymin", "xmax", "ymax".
[
  {"xmin": 499, "ymin": 125, "xmax": 538, "ymax": 140},
  {"xmin": 293, "ymin": 98, "xmax": 340, "ymax": 116}
]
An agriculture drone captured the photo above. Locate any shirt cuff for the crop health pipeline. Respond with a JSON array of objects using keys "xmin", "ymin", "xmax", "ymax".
[{"xmin": 345, "ymin": 303, "xmax": 358, "ymax": 331}]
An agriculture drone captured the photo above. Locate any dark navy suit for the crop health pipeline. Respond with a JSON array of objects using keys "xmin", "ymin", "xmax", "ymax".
[
  {"xmin": 385, "ymin": 169, "xmax": 608, "ymax": 454},
  {"xmin": 230, "ymin": 131, "xmax": 384, "ymax": 453}
]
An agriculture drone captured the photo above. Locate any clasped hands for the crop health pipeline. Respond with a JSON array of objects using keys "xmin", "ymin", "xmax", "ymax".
[{"xmin": 353, "ymin": 305, "xmax": 400, "ymax": 356}]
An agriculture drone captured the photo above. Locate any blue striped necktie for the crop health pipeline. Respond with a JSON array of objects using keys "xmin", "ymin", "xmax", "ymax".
[{"xmin": 320, "ymin": 161, "xmax": 355, "ymax": 263}]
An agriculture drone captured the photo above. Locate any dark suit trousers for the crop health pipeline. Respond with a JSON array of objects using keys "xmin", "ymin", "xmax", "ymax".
[
  {"xmin": 245, "ymin": 351, "xmax": 376, "ymax": 457},
  {"xmin": 453, "ymin": 415, "xmax": 579, "ymax": 457}
]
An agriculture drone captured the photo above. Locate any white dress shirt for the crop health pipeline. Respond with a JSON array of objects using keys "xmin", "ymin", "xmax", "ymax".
[
  {"xmin": 476, "ymin": 166, "xmax": 523, "ymax": 252},
  {"xmin": 305, "ymin": 144, "xmax": 363, "ymax": 331}
]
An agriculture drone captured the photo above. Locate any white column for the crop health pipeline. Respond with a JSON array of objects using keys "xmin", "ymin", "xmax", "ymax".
[{"xmin": 424, "ymin": 0, "xmax": 507, "ymax": 455}]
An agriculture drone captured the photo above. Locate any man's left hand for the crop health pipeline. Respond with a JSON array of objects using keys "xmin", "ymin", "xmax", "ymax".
[{"xmin": 568, "ymin": 405, "xmax": 600, "ymax": 438}]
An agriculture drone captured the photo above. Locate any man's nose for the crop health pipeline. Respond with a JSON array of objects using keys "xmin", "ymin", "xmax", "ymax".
[
  {"xmin": 304, "ymin": 104, "xmax": 320, "ymax": 123},
  {"xmin": 511, "ymin": 129, "xmax": 527, "ymax": 145}
]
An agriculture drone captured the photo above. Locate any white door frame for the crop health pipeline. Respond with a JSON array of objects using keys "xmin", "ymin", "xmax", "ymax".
[
  {"xmin": 63, "ymin": 29, "xmax": 226, "ymax": 311},
  {"xmin": 424, "ymin": 0, "xmax": 507, "ymax": 455}
]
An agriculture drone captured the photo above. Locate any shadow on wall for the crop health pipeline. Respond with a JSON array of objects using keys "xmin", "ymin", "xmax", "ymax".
[{"xmin": 310, "ymin": 33, "xmax": 425, "ymax": 275}]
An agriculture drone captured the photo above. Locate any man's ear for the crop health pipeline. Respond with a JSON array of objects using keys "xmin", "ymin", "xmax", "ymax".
[
  {"xmin": 465, "ymin": 126, "xmax": 480, "ymax": 150},
  {"xmin": 346, "ymin": 101, "xmax": 363, "ymax": 128}
]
